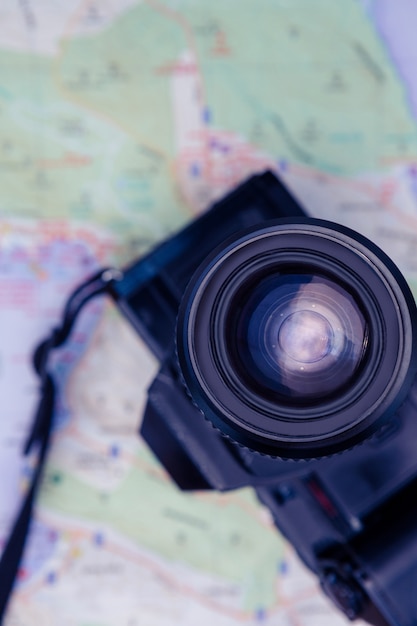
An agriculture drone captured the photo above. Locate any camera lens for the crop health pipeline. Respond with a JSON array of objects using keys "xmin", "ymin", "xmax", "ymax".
[
  {"xmin": 229, "ymin": 271, "xmax": 368, "ymax": 404},
  {"xmin": 176, "ymin": 219, "xmax": 417, "ymax": 458}
]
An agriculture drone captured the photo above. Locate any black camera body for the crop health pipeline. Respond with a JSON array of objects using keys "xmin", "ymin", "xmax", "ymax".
[{"xmin": 110, "ymin": 172, "xmax": 417, "ymax": 626}]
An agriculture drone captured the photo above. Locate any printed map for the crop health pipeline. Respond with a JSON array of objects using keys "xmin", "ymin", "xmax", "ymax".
[{"xmin": 1, "ymin": 1, "xmax": 417, "ymax": 624}]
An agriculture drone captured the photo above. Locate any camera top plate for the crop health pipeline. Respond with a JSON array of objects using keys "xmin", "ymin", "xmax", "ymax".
[{"xmin": 110, "ymin": 171, "xmax": 306, "ymax": 360}]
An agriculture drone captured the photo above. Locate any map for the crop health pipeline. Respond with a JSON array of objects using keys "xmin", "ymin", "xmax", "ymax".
[{"xmin": 2, "ymin": 1, "xmax": 417, "ymax": 624}]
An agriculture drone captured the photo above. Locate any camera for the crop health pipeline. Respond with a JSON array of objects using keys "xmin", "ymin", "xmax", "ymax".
[
  {"xmin": 96, "ymin": 172, "xmax": 417, "ymax": 624},
  {"xmin": 105, "ymin": 171, "xmax": 417, "ymax": 625}
]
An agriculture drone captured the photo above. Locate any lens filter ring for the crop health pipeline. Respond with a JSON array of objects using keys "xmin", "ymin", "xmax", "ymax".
[{"xmin": 176, "ymin": 219, "xmax": 417, "ymax": 459}]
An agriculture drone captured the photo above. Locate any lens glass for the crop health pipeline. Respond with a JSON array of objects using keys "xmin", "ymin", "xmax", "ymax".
[{"xmin": 227, "ymin": 269, "xmax": 369, "ymax": 405}]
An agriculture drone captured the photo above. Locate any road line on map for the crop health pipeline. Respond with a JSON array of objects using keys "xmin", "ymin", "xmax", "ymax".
[{"xmin": 20, "ymin": 510, "xmax": 258, "ymax": 622}]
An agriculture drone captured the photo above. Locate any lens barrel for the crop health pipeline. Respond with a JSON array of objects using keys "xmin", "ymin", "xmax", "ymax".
[{"xmin": 176, "ymin": 219, "xmax": 417, "ymax": 458}]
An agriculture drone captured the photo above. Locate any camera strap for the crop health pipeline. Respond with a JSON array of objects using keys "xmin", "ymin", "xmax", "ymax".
[{"xmin": 0, "ymin": 268, "xmax": 121, "ymax": 623}]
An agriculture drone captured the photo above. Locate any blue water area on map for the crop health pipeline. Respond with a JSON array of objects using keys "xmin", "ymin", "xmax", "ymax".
[
  {"xmin": 109, "ymin": 444, "xmax": 120, "ymax": 458},
  {"xmin": 93, "ymin": 531, "xmax": 105, "ymax": 546},
  {"xmin": 190, "ymin": 162, "xmax": 201, "ymax": 177},
  {"xmin": 202, "ymin": 107, "xmax": 212, "ymax": 124},
  {"xmin": 278, "ymin": 159, "xmax": 288, "ymax": 172},
  {"xmin": 46, "ymin": 571, "xmax": 57, "ymax": 585},
  {"xmin": 368, "ymin": 0, "xmax": 417, "ymax": 123},
  {"xmin": 255, "ymin": 607, "xmax": 267, "ymax": 622}
]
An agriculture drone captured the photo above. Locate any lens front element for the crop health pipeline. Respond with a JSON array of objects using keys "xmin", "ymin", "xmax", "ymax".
[
  {"xmin": 231, "ymin": 272, "xmax": 368, "ymax": 404},
  {"xmin": 279, "ymin": 310, "xmax": 332, "ymax": 363}
]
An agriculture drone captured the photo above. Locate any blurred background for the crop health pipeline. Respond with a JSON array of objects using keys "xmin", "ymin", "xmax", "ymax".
[{"xmin": 1, "ymin": 1, "xmax": 416, "ymax": 624}]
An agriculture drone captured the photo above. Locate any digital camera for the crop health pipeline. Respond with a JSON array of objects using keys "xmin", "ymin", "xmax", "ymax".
[
  {"xmin": 106, "ymin": 171, "xmax": 417, "ymax": 626},
  {"xmin": 6, "ymin": 171, "xmax": 415, "ymax": 625}
]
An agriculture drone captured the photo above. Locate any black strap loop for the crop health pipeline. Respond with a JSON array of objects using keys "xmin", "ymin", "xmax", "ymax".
[{"xmin": 0, "ymin": 268, "xmax": 121, "ymax": 623}]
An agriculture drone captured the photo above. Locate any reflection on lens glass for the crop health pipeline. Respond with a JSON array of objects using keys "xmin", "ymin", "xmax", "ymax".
[
  {"xmin": 228, "ymin": 270, "xmax": 369, "ymax": 405},
  {"xmin": 278, "ymin": 310, "xmax": 333, "ymax": 363}
]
